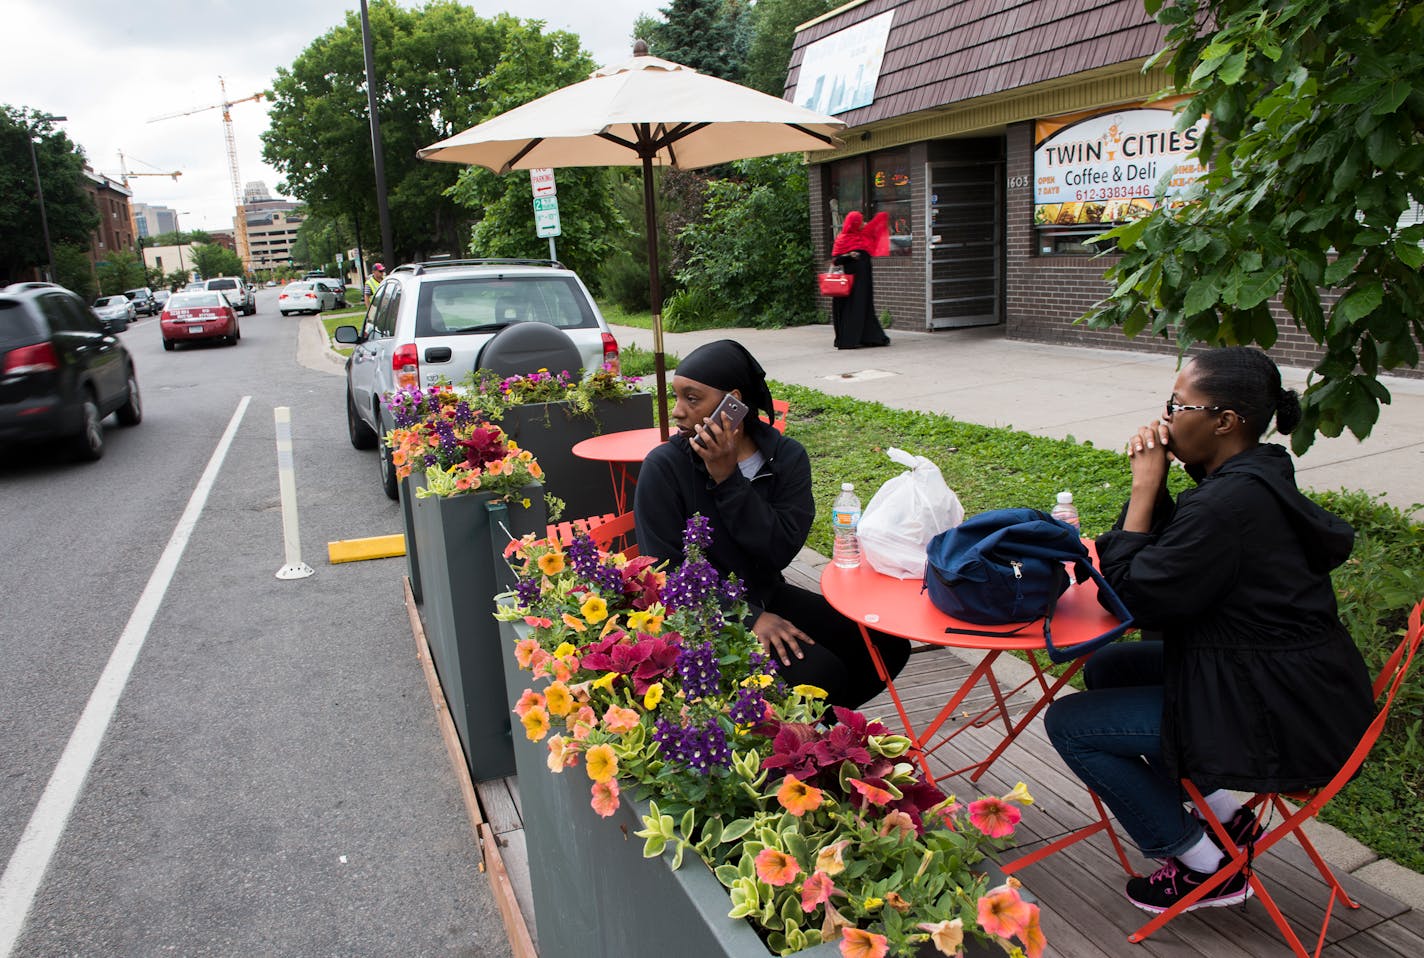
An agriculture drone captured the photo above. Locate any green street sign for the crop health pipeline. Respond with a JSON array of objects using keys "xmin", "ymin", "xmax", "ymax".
[{"xmin": 532, "ymin": 196, "xmax": 559, "ymax": 213}]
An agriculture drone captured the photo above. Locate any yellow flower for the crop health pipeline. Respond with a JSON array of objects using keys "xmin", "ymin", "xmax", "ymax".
[
  {"xmin": 862, "ymin": 896, "xmax": 884, "ymax": 912},
  {"xmin": 741, "ymin": 674, "xmax": 774, "ymax": 689},
  {"xmin": 793, "ymin": 684, "xmax": 828, "ymax": 700},
  {"xmin": 545, "ymin": 682, "xmax": 575, "ymax": 717},
  {"xmin": 643, "ymin": 683, "xmax": 664, "ymax": 710},
  {"xmin": 552, "ymin": 642, "xmax": 577, "ymax": 659},
  {"xmin": 626, "ymin": 610, "xmax": 650, "ymax": 631},
  {"xmin": 585, "ymin": 743, "xmax": 618, "ymax": 783},
  {"xmin": 520, "ymin": 497, "xmax": 532, "ymax": 508},
  {"xmin": 592, "ymin": 671, "xmax": 619, "ymax": 692},
  {"xmin": 1003, "ymin": 781, "xmax": 1035, "ymax": 806},
  {"xmin": 580, "ymin": 595, "xmax": 608, "ymax": 624},
  {"xmin": 521, "ymin": 706, "xmax": 550, "ymax": 742}
]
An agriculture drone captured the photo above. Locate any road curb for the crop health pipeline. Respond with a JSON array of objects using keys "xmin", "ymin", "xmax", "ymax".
[{"xmin": 296, "ymin": 315, "xmax": 347, "ymax": 376}]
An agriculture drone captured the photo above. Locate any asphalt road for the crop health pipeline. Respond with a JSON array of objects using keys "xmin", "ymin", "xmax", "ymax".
[{"xmin": 0, "ymin": 287, "xmax": 511, "ymax": 957}]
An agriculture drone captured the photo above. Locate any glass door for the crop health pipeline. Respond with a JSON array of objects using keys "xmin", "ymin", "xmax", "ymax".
[{"xmin": 926, "ymin": 161, "xmax": 1003, "ymax": 328}]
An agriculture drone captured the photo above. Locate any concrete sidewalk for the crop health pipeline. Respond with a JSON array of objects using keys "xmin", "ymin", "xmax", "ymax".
[{"xmin": 611, "ymin": 322, "xmax": 1424, "ymax": 518}]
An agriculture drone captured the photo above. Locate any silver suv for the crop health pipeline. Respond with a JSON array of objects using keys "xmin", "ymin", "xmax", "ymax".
[
  {"xmin": 335, "ymin": 259, "xmax": 620, "ymax": 499},
  {"xmin": 200, "ymin": 277, "xmax": 255, "ymax": 315}
]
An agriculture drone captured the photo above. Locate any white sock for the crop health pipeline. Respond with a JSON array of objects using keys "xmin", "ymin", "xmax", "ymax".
[
  {"xmin": 1178, "ymin": 832, "xmax": 1225, "ymax": 873},
  {"xmin": 1198, "ymin": 789, "xmax": 1243, "ymax": 823}
]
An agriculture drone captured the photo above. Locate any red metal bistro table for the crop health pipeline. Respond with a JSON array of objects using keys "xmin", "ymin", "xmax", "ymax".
[
  {"xmin": 820, "ymin": 549, "xmax": 1123, "ymax": 785},
  {"xmin": 570, "ymin": 426, "xmax": 666, "ymax": 513}
]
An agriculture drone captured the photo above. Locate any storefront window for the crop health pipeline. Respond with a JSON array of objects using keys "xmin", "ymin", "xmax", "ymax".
[
  {"xmin": 870, "ymin": 148, "xmax": 912, "ymax": 256},
  {"xmin": 827, "ymin": 149, "xmax": 912, "ymax": 256}
]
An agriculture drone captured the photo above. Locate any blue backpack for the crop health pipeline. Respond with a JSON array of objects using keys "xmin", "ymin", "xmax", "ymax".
[{"xmin": 923, "ymin": 508, "xmax": 1134, "ymax": 663}]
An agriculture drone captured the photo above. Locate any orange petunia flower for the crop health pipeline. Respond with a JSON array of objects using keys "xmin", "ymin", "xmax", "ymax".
[
  {"xmin": 538, "ymin": 551, "xmax": 565, "ymax": 576},
  {"xmin": 590, "ymin": 778, "xmax": 620, "ymax": 817},
  {"xmin": 754, "ymin": 848, "xmax": 801, "ymax": 887},
  {"xmin": 544, "ymin": 682, "xmax": 574, "ymax": 717},
  {"xmin": 602, "ymin": 704, "xmax": 640, "ymax": 734},
  {"xmin": 1022, "ymin": 904, "xmax": 1046, "ymax": 958},
  {"xmin": 976, "ymin": 885, "xmax": 1033, "ymax": 941},
  {"xmin": 838, "ymin": 927, "xmax": 889, "ymax": 958},
  {"xmin": 520, "ymin": 705, "xmax": 550, "ymax": 742},
  {"xmin": 847, "ymin": 778, "xmax": 894, "ymax": 806},
  {"xmin": 514, "ymin": 637, "xmax": 541, "ymax": 667},
  {"xmin": 513, "ymin": 689, "xmax": 545, "ymax": 718},
  {"xmin": 546, "ymin": 735, "xmax": 576, "ymax": 773},
  {"xmin": 968, "ymin": 797, "xmax": 1022, "ymax": 839},
  {"xmin": 776, "ymin": 775, "xmax": 824, "ymax": 817},
  {"xmin": 584, "ymin": 743, "xmax": 618, "ymax": 783},
  {"xmin": 799, "ymin": 870, "xmax": 835, "ymax": 913},
  {"xmin": 561, "ymin": 612, "xmax": 587, "ymax": 633}
]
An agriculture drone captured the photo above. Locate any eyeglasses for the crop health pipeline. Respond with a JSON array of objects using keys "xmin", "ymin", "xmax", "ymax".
[{"xmin": 1165, "ymin": 400, "xmax": 1222, "ymax": 418}]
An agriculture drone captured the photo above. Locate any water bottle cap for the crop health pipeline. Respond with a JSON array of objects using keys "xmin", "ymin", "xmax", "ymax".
[
  {"xmin": 1057, "ymin": 491, "xmax": 1073, "ymax": 504},
  {"xmin": 841, "ymin": 482, "xmax": 854, "ymax": 492}
]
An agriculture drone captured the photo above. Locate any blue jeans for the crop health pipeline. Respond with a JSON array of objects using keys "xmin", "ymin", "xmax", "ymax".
[{"xmin": 1044, "ymin": 641, "xmax": 1202, "ymax": 859}]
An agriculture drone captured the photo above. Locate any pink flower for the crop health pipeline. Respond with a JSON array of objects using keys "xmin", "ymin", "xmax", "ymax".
[
  {"xmin": 754, "ymin": 848, "xmax": 801, "ymax": 886},
  {"xmin": 603, "ymin": 704, "xmax": 641, "ymax": 734},
  {"xmin": 800, "ymin": 870, "xmax": 835, "ymax": 912},
  {"xmin": 514, "ymin": 637, "xmax": 541, "ymax": 666},
  {"xmin": 878, "ymin": 809, "xmax": 916, "ymax": 840},
  {"xmin": 838, "ymin": 927, "xmax": 888, "ymax": 958},
  {"xmin": 848, "ymin": 778, "xmax": 894, "ymax": 807},
  {"xmin": 513, "ymin": 689, "xmax": 544, "ymax": 719},
  {"xmin": 590, "ymin": 779, "xmax": 620, "ymax": 817},
  {"xmin": 968, "ymin": 797, "xmax": 1022, "ymax": 838},
  {"xmin": 977, "ymin": 885, "xmax": 1033, "ymax": 940}
]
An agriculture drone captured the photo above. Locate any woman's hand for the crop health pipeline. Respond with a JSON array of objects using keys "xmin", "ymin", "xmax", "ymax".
[
  {"xmin": 751, "ymin": 611, "xmax": 815, "ymax": 667},
  {"xmin": 691, "ymin": 411, "xmax": 742, "ymax": 483},
  {"xmin": 1123, "ymin": 420, "xmax": 1171, "ymax": 532}
]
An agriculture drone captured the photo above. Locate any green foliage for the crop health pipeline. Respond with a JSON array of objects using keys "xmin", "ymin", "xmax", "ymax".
[
  {"xmin": 149, "ymin": 230, "xmax": 209, "ymax": 246},
  {"xmin": 773, "ymin": 378, "xmax": 1424, "ymax": 871},
  {"xmin": 189, "ymin": 243, "xmax": 244, "ymax": 282},
  {"xmin": 0, "ymin": 106, "xmax": 98, "ymax": 281},
  {"xmin": 264, "ymin": 2, "xmax": 591, "ymax": 262},
  {"xmin": 645, "ymin": 0, "xmax": 749, "ymax": 80},
  {"xmin": 1084, "ymin": 0, "xmax": 1424, "ymax": 454},
  {"xmin": 95, "ymin": 251, "xmax": 147, "ymax": 296},
  {"xmin": 662, "ymin": 286, "xmax": 736, "ymax": 331},
  {"xmin": 52, "ymin": 243, "xmax": 96, "ymax": 301},
  {"xmin": 743, "ymin": 0, "xmax": 842, "ymax": 95},
  {"xmin": 675, "ymin": 155, "xmax": 819, "ymax": 328}
]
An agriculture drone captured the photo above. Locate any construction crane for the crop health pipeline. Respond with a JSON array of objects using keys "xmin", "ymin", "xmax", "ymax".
[
  {"xmin": 148, "ymin": 77, "xmax": 264, "ymax": 270},
  {"xmin": 115, "ymin": 150, "xmax": 182, "ymax": 189}
]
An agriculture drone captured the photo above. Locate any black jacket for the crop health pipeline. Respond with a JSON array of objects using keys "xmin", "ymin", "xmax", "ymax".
[
  {"xmin": 633, "ymin": 423, "xmax": 813, "ymax": 623},
  {"xmin": 1095, "ymin": 444, "xmax": 1374, "ymax": 792}
]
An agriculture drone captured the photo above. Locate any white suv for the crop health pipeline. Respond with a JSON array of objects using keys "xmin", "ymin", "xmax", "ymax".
[
  {"xmin": 200, "ymin": 277, "xmax": 256, "ymax": 315},
  {"xmin": 335, "ymin": 259, "xmax": 620, "ymax": 499}
]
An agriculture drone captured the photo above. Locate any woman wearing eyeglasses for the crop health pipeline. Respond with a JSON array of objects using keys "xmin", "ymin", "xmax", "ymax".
[{"xmin": 1044, "ymin": 346, "xmax": 1373, "ymax": 916}]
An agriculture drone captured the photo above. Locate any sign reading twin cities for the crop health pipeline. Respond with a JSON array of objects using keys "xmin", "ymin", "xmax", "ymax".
[{"xmin": 1032, "ymin": 108, "xmax": 1210, "ymax": 217}]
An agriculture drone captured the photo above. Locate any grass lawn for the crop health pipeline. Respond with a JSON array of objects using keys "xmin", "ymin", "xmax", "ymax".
[{"xmin": 320, "ymin": 310, "xmax": 363, "ymax": 357}]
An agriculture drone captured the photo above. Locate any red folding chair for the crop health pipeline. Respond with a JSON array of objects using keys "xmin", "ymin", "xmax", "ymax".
[
  {"xmin": 1129, "ymin": 598, "xmax": 1424, "ymax": 956},
  {"xmin": 546, "ymin": 511, "xmax": 638, "ymax": 558},
  {"xmin": 760, "ymin": 398, "xmax": 789, "ymax": 434}
]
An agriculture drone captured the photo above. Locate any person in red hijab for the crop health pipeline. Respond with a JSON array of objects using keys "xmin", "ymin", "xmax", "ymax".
[{"xmin": 830, "ymin": 211, "xmax": 891, "ymax": 349}]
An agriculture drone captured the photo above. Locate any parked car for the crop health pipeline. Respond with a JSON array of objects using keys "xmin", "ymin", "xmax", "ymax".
[
  {"xmin": 122, "ymin": 287, "xmax": 159, "ymax": 316},
  {"xmin": 312, "ymin": 278, "xmax": 347, "ymax": 307},
  {"xmin": 200, "ymin": 276, "xmax": 256, "ymax": 315},
  {"xmin": 1, "ymin": 283, "xmax": 142, "ymax": 460},
  {"xmin": 278, "ymin": 281, "xmax": 336, "ymax": 315},
  {"xmin": 335, "ymin": 258, "xmax": 619, "ymax": 499},
  {"xmin": 159, "ymin": 290, "xmax": 241, "ymax": 349},
  {"xmin": 91, "ymin": 295, "xmax": 135, "ymax": 331},
  {"xmin": 152, "ymin": 289, "xmax": 171, "ymax": 310}
]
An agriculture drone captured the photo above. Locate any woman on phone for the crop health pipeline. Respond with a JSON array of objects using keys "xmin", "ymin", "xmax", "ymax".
[
  {"xmin": 634, "ymin": 340, "xmax": 909, "ymax": 709},
  {"xmin": 1044, "ymin": 346, "xmax": 1373, "ymax": 916}
]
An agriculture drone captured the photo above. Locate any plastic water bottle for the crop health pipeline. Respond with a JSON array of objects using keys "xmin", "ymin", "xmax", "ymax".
[
  {"xmin": 1051, "ymin": 491, "xmax": 1080, "ymax": 530},
  {"xmin": 832, "ymin": 482, "xmax": 862, "ymax": 568}
]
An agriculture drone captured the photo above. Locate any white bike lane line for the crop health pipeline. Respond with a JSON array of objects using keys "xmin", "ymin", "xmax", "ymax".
[{"xmin": 0, "ymin": 396, "xmax": 252, "ymax": 958}]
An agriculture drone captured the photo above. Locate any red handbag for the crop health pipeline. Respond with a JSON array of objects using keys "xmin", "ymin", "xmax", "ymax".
[{"xmin": 817, "ymin": 269, "xmax": 854, "ymax": 297}]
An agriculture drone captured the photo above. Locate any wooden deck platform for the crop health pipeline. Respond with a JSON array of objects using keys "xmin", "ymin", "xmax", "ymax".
[{"xmin": 438, "ymin": 558, "xmax": 1422, "ymax": 957}]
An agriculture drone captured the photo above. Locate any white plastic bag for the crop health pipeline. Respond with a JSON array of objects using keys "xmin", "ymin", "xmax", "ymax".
[{"xmin": 857, "ymin": 448, "xmax": 965, "ymax": 579}]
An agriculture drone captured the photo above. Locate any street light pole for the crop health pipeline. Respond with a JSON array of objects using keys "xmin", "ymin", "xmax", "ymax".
[{"xmin": 27, "ymin": 114, "xmax": 67, "ymax": 283}]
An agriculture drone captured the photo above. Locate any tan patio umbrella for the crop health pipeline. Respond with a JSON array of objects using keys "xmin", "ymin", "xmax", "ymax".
[{"xmin": 417, "ymin": 41, "xmax": 845, "ymax": 439}]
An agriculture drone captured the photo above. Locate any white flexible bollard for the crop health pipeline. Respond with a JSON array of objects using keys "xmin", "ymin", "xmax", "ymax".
[{"xmin": 274, "ymin": 406, "xmax": 315, "ymax": 580}]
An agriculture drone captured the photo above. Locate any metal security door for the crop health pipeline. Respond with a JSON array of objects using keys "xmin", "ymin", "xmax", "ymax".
[{"xmin": 926, "ymin": 161, "xmax": 1003, "ymax": 328}]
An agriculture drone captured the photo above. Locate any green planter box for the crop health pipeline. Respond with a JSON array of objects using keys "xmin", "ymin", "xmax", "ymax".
[
  {"xmin": 399, "ymin": 476, "xmax": 423, "ymax": 604},
  {"xmin": 414, "ymin": 488, "xmax": 545, "ymax": 782},
  {"xmin": 497, "ymin": 620, "xmax": 1006, "ymax": 958},
  {"xmin": 497, "ymin": 393, "xmax": 653, "ymax": 521}
]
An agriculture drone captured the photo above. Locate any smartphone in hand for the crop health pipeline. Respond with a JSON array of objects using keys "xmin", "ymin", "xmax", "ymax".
[{"xmin": 694, "ymin": 393, "xmax": 750, "ymax": 446}]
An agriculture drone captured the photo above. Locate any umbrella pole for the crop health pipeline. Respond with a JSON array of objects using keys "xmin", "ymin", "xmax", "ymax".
[{"xmin": 643, "ymin": 155, "xmax": 669, "ymax": 440}]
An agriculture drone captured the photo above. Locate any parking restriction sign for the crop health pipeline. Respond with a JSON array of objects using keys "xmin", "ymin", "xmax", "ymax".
[{"xmin": 530, "ymin": 168, "xmax": 556, "ymax": 198}]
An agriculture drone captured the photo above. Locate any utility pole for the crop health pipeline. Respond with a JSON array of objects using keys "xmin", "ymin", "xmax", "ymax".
[
  {"xmin": 359, "ymin": 0, "xmax": 395, "ymax": 271},
  {"xmin": 26, "ymin": 114, "xmax": 66, "ymax": 283}
]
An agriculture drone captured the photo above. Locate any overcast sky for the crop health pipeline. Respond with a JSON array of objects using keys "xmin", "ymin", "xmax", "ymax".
[{"xmin": 5, "ymin": 1, "xmax": 658, "ymax": 233}]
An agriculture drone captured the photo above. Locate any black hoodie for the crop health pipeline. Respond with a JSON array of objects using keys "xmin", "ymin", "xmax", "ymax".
[{"xmin": 1095, "ymin": 444, "xmax": 1375, "ymax": 791}]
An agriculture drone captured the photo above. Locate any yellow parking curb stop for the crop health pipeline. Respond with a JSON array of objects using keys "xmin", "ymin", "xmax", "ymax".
[{"xmin": 328, "ymin": 534, "xmax": 407, "ymax": 564}]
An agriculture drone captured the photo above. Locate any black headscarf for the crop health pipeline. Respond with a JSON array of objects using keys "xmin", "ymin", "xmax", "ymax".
[{"xmin": 673, "ymin": 339, "xmax": 775, "ymax": 423}]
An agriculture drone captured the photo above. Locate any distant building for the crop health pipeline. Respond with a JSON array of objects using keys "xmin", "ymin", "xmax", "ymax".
[
  {"xmin": 80, "ymin": 167, "xmax": 135, "ymax": 273},
  {"xmin": 240, "ymin": 182, "xmax": 305, "ymax": 272},
  {"xmin": 142, "ymin": 243, "xmax": 196, "ymax": 284},
  {"xmin": 132, "ymin": 203, "xmax": 179, "ymax": 238}
]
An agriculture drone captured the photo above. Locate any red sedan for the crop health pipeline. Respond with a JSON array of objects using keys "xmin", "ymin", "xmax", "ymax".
[{"xmin": 159, "ymin": 291, "xmax": 241, "ymax": 350}]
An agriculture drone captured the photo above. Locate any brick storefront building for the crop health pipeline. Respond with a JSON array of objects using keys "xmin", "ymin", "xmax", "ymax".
[{"xmin": 788, "ymin": 0, "xmax": 1419, "ymax": 376}]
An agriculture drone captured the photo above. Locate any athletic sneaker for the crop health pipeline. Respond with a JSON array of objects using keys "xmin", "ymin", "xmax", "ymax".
[
  {"xmin": 1195, "ymin": 806, "xmax": 1264, "ymax": 851},
  {"xmin": 1125, "ymin": 856, "xmax": 1253, "ymax": 914}
]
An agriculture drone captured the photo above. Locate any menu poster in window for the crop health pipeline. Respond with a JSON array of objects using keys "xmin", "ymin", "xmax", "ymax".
[
  {"xmin": 793, "ymin": 11, "xmax": 894, "ymax": 116},
  {"xmin": 1032, "ymin": 108, "xmax": 1209, "ymax": 227}
]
